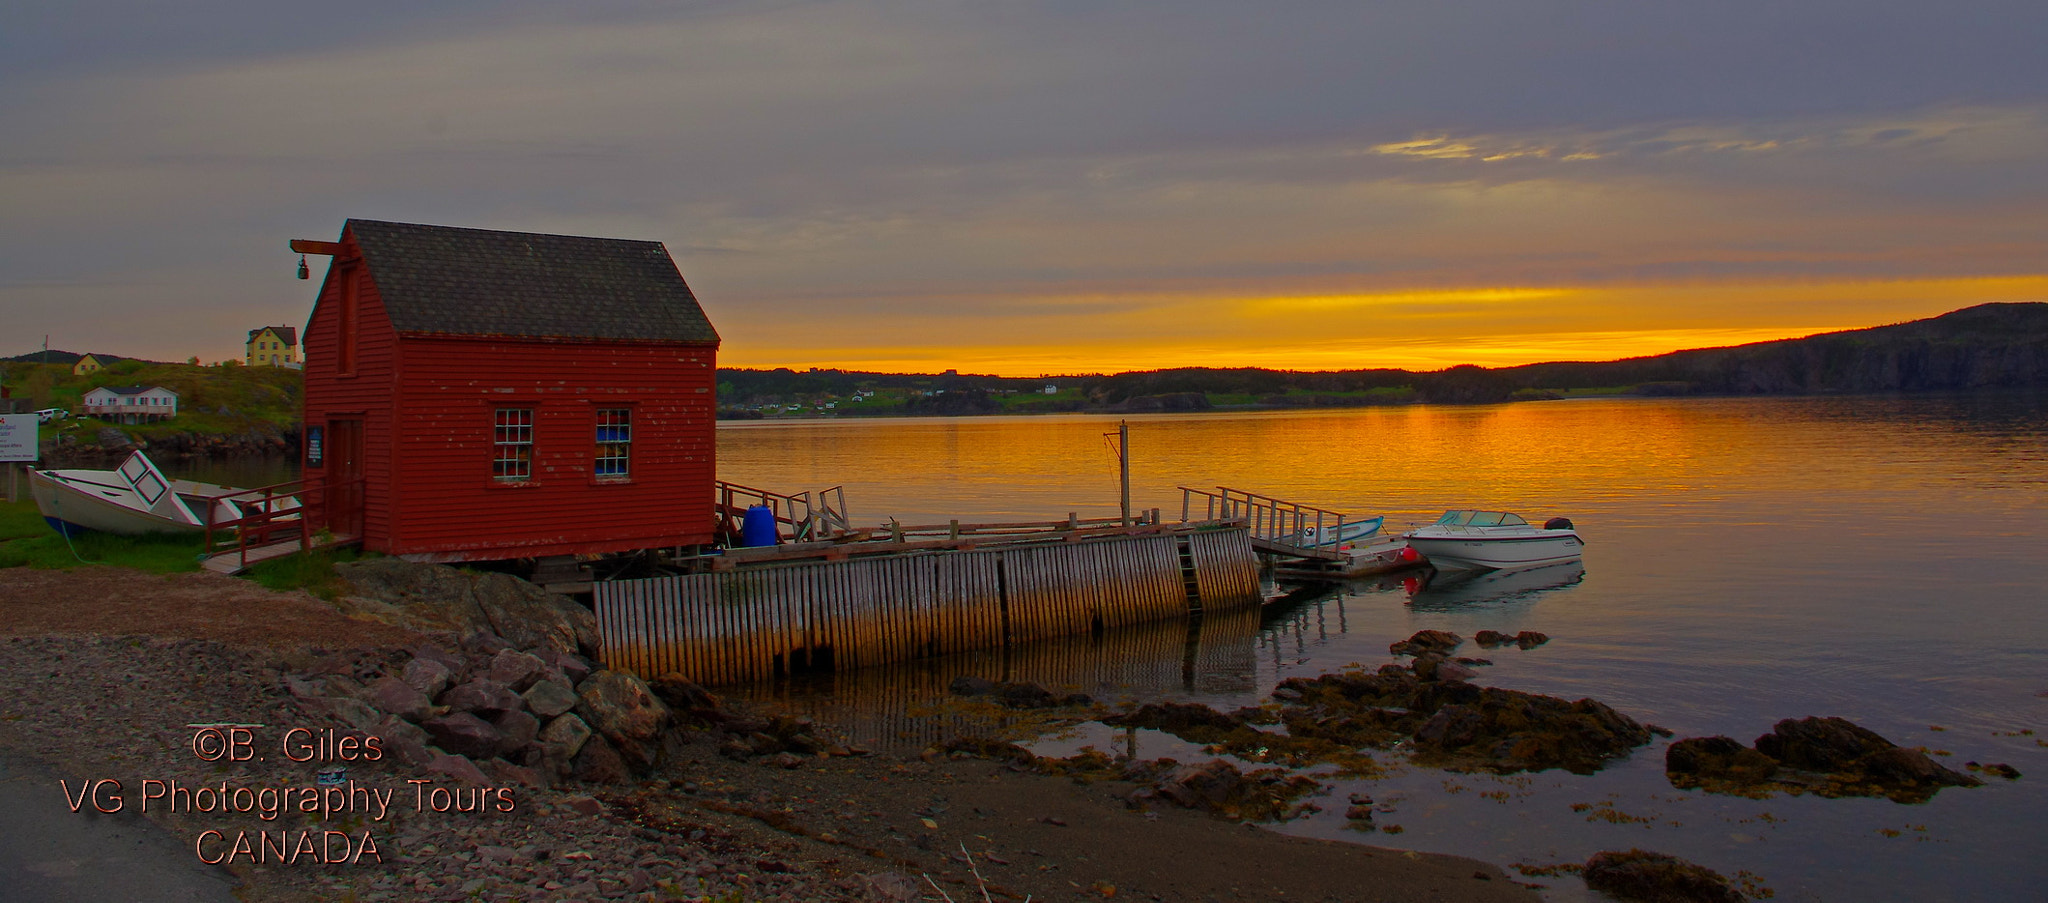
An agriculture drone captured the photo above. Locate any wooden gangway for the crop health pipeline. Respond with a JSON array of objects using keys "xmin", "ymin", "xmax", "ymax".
[{"xmin": 1178, "ymin": 486, "xmax": 1361, "ymax": 562}]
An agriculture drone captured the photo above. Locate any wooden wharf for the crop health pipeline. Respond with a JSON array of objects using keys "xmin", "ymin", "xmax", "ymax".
[{"xmin": 594, "ymin": 518, "xmax": 1261, "ymax": 686}]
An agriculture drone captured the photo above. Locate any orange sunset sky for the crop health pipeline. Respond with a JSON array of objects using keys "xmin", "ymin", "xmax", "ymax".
[{"xmin": 4, "ymin": 4, "xmax": 2043, "ymax": 374}]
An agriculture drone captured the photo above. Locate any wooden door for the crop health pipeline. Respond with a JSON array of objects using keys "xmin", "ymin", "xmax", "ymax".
[{"xmin": 327, "ymin": 418, "xmax": 364, "ymax": 539}]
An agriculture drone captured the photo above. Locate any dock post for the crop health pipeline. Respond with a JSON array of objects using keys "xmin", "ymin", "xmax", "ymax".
[{"xmin": 1119, "ymin": 419, "xmax": 1131, "ymax": 527}]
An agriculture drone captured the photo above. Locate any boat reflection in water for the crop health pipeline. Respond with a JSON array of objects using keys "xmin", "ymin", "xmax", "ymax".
[{"xmin": 1402, "ymin": 560, "xmax": 1585, "ymax": 612}]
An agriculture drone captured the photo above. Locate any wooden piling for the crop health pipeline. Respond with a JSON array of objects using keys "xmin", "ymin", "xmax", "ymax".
[{"xmin": 595, "ymin": 525, "xmax": 1261, "ymax": 685}]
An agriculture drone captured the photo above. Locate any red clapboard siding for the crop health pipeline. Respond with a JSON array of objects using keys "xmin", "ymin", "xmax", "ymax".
[
  {"xmin": 299, "ymin": 220, "xmax": 721, "ymax": 563},
  {"xmin": 385, "ymin": 336, "xmax": 717, "ymax": 558},
  {"xmin": 300, "ymin": 236, "xmax": 400, "ymax": 547}
]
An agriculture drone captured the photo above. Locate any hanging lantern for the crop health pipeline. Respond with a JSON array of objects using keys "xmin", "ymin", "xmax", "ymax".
[{"xmin": 297, "ymin": 255, "xmax": 310, "ymax": 280}]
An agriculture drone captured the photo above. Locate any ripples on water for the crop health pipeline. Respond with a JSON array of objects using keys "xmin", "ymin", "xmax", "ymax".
[{"xmin": 722, "ymin": 392, "xmax": 2048, "ymax": 903}]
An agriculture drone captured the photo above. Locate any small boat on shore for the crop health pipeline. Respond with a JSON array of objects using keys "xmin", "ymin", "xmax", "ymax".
[
  {"xmin": 29, "ymin": 451, "xmax": 275, "ymax": 537},
  {"xmin": 1403, "ymin": 509, "xmax": 1584, "ymax": 571}
]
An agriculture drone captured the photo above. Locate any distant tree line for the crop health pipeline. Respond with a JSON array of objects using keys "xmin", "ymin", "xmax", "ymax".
[{"xmin": 717, "ymin": 303, "xmax": 2048, "ymax": 412}]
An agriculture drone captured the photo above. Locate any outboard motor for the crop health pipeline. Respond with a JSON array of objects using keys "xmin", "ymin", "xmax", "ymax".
[{"xmin": 1543, "ymin": 517, "xmax": 1575, "ymax": 531}]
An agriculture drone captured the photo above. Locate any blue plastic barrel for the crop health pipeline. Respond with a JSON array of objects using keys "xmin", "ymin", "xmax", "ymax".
[{"xmin": 740, "ymin": 504, "xmax": 779, "ymax": 547}]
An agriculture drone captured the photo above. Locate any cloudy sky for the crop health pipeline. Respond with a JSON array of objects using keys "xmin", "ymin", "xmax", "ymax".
[{"xmin": 4, "ymin": 1, "xmax": 2044, "ymax": 374}]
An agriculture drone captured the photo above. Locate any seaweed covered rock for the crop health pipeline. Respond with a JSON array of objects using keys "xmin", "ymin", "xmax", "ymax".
[
  {"xmin": 1389, "ymin": 629, "xmax": 1462, "ymax": 657},
  {"xmin": 1755, "ymin": 717, "xmax": 1980, "ymax": 800},
  {"xmin": 1665, "ymin": 718, "xmax": 1982, "ymax": 802},
  {"xmin": 1582, "ymin": 849, "xmax": 1744, "ymax": 903},
  {"xmin": 1407, "ymin": 689, "xmax": 1652, "ymax": 773},
  {"xmin": 1130, "ymin": 759, "xmax": 1321, "ymax": 821},
  {"xmin": 947, "ymin": 676, "xmax": 1092, "ymax": 709},
  {"xmin": 1665, "ymin": 736, "xmax": 1778, "ymax": 787},
  {"xmin": 1103, "ymin": 702, "xmax": 1246, "ymax": 740},
  {"xmin": 1273, "ymin": 665, "xmax": 1420, "ymax": 708}
]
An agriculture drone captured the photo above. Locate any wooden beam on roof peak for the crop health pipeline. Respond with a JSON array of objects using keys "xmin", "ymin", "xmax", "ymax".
[{"xmin": 290, "ymin": 240, "xmax": 345, "ymax": 256}]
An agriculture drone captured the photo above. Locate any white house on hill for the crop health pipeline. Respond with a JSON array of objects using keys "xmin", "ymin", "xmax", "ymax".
[{"xmin": 82, "ymin": 385, "xmax": 179, "ymax": 424}]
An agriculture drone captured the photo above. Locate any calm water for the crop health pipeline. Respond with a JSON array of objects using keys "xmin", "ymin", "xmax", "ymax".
[{"xmin": 719, "ymin": 394, "xmax": 2048, "ymax": 903}]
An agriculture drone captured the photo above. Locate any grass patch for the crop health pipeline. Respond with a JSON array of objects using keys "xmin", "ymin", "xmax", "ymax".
[
  {"xmin": 242, "ymin": 546, "xmax": 371, "ymax": 600},
  {"xmin": 0, "ymin": 495, "xmax": 49, "ymax": 543},
  {"xmin": 0, "ymin": 495, "xmax": 205, "ymax": 572}
]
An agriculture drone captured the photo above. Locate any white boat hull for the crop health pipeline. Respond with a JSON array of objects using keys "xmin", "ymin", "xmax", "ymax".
[
  {"xmin": 1405, "ymin": 531, "xmax": 1584, "ymax": 570},
  {"xmin": 27, "ymin": 451, "xmax": 254, "ymax": 537}
]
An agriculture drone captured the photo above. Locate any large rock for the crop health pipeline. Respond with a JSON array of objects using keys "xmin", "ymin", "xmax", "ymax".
[
  {"xmin": 538, "ymin": 714, "xmax": 594, "ymax": 761},
  {"xmin": 1666, "ymin": 736, "xmax": 1778, "ymax": 786},
  {"xmin": 574, "ymin": 671, "xmax": 673, "ymax": 768},
  {"xmin": 493, "ymin": 709, "xmax": 541, "ymax": 757},
  {"xmin": 648, "ymin": 673, "xmax": 727, "ymax": 722},
  {"xmin": 367, "ymin": 677, "xmax": 434, "ymax": 722},
  {"xmin": 1390, "ymin": 629, "xmax": 1462, "ymax": 657},
  {"xmin": 1665, "ymin": 718, "xmax": 1982, "ymax": 801},
  {"xmin": 1104, "ymin": 703, "xmax": 1246, "ymax": 741},
  {"xmin": 522, "ymin": 679, "xmax": 580, "ymax": 719},
  {"xmin": 1139, "ymin": 759, "xmax": 1319, "ymax": 821},
  {"xmin": 440, "ymin": 678, "xmax": 524, "ymax": 718},
  {"xmin": 423, "ymin": 753, "xmax": 491, "ymax": 785},
  {"xmin": 401, "ymin": 657, "xmax": 456, "ymax": 699},
  {"xmin": 1406, "ymin": 688, "xmax": 1652, "ymax": 774},
  {"xmin": 471, "ymin": 572, "xmax": 600, "ymax": 658},
  {"xmin": 488, "ymin": 650, "xmax": 549, "ymax": 690},
  {"xmin": 334, "ymin": 560, "xmax": 499, "ymax": 636},
  {"xmin": 571, "ymin": 734, "xmax": 632, "ymax": 784},
  {"xmin": 422, "ymin": 712, "xmax": 505, "ymax": 760},
  {"xmin": 334, "ymin": 560, "xmax": 599, "ymax": 657},
  {"xmin": 1582, "ymin": 849, "xmax": 1744, "ymax": 903},
  {"xmin": 1755, "ymin": 716, "xmax": 1978, "ymax": 797}
]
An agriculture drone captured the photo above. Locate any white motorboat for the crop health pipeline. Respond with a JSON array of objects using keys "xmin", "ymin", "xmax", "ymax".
[
  {"xmin": 1403, "ymin": 509, "xmax": 1584, "ymax": 571},
  {"xmin": 29, "ymin": 451, "xmax": 277, "ymax": 537}
]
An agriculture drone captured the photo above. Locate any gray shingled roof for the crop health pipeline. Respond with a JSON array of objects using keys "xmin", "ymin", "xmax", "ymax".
[
  {"xmin": 248, "ymin": 325, "xmax": 298, "ymax": 345},
  {"xmin": 345, "ymin": 219, "xmax": 718, "ymax": 344}
]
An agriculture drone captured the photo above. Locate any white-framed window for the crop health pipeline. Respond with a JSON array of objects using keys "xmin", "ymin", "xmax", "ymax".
[
  {"xmin": 493, "ymin": 408, "xmax": 534, "ymax": 481},
  {"xmin": 594, "ymin": 408, "xmax": 631, "ymax": 478}
]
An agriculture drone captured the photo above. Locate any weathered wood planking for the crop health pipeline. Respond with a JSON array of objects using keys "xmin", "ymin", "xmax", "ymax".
[{"xmin": 597, "ymin": 527, "xmax": 1260, "ymax": 684}]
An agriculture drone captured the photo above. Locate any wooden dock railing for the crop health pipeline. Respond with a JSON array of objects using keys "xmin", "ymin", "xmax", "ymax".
[
  {"xmin": 197, "ymin": 476, "xmax": 361, "ymax": 573},
  {"xmin": 1179, "ymin": 486, "xmax": 1361, "ymax": 559},
  {"xmin": 715, "ymin": 480, "xmax": 852, "ymax": 543}
]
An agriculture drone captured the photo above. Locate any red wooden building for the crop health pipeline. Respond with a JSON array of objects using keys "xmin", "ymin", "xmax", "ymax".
[{"xmin": 298, "ymin": 219, "xmax": 720, "ymax": 562}]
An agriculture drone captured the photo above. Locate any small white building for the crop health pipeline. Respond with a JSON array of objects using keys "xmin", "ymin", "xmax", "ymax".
[{"xmin": 82, "ymin": 385, "xmax": 179, "ymax": 424}]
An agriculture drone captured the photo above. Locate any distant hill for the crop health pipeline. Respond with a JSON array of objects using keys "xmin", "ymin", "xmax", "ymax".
[
  {"xmin": 717, "ymin": 303, "xmax": 2048, "ymax": 411},
  {"xmin": 0, "ymin": 349, "xmax": 146, "ymax": 366},
  {"xmin": 1500, "ymin": 302, "xmax": 2048, "ymax": 396}
]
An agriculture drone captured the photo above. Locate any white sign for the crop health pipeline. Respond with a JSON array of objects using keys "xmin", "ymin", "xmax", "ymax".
[{"xmin": 0, "ymin": 413, "xmax": 38, "ymax": 462}]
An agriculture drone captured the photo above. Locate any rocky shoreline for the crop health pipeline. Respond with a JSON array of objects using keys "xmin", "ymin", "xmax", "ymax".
[
  {"xmin": 0, "ymin": 563, "xmax": 1540, "ymax": 903},
  {"xmin": 2, "ymin": 560, "xmax": 2013, "ymax": 903}
]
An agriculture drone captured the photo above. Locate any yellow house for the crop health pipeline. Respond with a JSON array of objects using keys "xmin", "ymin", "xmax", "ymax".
[
  {"xmin": 72, "ymin": 353, "xmax": 106, "ymax": 376},
  {"xmin": 246, "ymin": 325, "xmax": 299, "ymax": 367}
]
